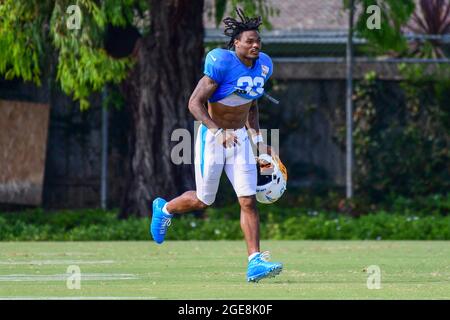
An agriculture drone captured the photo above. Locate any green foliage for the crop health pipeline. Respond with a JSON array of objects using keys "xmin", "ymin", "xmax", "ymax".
[
  {"xmin": 0, "ymin": 0, "xmax": 139, "ymax": 110},
  {"xmin": 351, "ymin": 70, "xmax": 450, "ymax": 201},
  {"xmin": 1, "ymin": 199, "xmax": 449, "ymax": 241},
  {"xmin": 347, "ymin": 1, "xmax": 449, "ymax": 203},
  {"xmin": 353, "ymin": 0, "xmax": 415, "ymax": 55},
  {"xmin": 49, "ymin": 0, "xmax": 137, "ymax": 110},
  {"xmin": 1, "ymin": 0, "xmax": 276, "ymax": 110},
  {"xmin": 0, "ymin": 1, "xmax": 52, "ymax": 84},
  {"xmin": 386, "ymin": 194, "xmax": 450, "ymax": 216}
]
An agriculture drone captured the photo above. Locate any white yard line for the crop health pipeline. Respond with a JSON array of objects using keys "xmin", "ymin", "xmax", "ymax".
[
  {"xmin": 0, "ymin": 273, "xmax": 138, "ymax": 281},
  {"xmin": 6, "ymin": 252, "xmax": 97, "ymax": 257},
  {"xmin": 0, "ymin": 296, "xmax": 157, "ymax": 300},
  {"xmin": 0, "ymin": 260, "xmax": 115, "ymax": 265}
]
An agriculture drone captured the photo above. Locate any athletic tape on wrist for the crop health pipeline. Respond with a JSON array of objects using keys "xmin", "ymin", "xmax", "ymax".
[{"xmin": 252, "ymin": 133, "xmax": 264, "ymax": 145}]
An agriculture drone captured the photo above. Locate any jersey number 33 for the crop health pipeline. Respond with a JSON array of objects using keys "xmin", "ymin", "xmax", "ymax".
[{"xmin": 237, "ymin": 76, "xmax": 265, "ymax": 97}]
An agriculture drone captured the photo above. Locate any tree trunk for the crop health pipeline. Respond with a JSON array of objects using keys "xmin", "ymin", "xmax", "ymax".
[{"xmin": 119, "ymin": 0, "xmax": 204, "ymax": 218}]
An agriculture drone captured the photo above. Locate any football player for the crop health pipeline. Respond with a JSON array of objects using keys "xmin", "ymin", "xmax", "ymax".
[{"xmin": 151, "ymin": 8, "xmax": 283, "ymax": 282}]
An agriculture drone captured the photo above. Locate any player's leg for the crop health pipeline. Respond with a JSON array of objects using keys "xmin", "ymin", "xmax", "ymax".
[
  {"xmin": 225, "ymin": 156, "xmax": 262, "ymax": 260},
  {"xmin": 165, "ymin": 191, "xmax": 208, "ymax": 213},
  {"xmin": 224, "ymin": 128, "xmax": 259, "ymax": 255},
  {"xmin": 237, "ymin": 195, "xmax": 260, "ymax": 256},
  {"xmin": 225, "ymin": 127, "xmax": 283, "ymax": 282},
  {"xmin": 150, "ymin": 124, "xmax": 224, "ymax": 243},
  {"xmin": 227, "ymin": 162, "xmax": 283, "ymax": 282}
]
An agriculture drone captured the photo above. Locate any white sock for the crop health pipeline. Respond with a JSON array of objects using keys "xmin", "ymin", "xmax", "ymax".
[
  {"xmin": 162, "ymin": 203, "xmax": 173, "ymax": 217},
  {"xmin": 248, "ymin": 252, "xmax": 260, "ymax": 262}
]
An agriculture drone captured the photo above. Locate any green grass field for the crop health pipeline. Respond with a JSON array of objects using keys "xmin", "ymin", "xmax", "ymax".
[{"xmin": 0, "ymin": 241, "xmax": 448, "ymax": 299}]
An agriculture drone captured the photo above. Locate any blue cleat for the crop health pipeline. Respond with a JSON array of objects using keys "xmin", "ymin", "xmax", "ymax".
[
  {"xmin": 150, "ymin": 198, "xmax": 173, "ymax": 244},
  {"xmin": 247, "ymin": 251, "xmax": 283, "ymax": 282}
]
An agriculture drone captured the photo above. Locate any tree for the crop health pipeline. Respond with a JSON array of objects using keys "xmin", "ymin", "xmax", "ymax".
[
  {"xmin": 349, "ymin": 0, "xmax": 416, "ymax": 55},
  {"xmin": 0, "ymin": 0, "xmax": 274, "ymax": 217},
  {"xmin": 351, "ymin": 0, "xmax": 450, "ymax": 58}
]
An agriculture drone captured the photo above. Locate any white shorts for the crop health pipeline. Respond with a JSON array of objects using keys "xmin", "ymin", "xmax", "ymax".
[{"xmin": 194, "ymin": 124, "xmax": 257, "ymax": 205}]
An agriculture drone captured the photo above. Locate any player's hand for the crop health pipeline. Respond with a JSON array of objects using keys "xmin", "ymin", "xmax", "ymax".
[{"xmin": 215, "ymin": 129, "xmax": 240, "ymax": 148}]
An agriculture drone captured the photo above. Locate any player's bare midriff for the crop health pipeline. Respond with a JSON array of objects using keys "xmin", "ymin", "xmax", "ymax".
[{"xmin": 208, "ymin": 100, "xmax": 253, "ymax": 129}]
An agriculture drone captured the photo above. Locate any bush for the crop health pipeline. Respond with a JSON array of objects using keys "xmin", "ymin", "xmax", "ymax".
[{"xmin": 0, "ymin": 203, "xmax": 449, "ymax": 241}]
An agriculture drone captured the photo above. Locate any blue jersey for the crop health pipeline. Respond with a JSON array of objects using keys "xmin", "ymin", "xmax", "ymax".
[{"xmin": 203, "ymin": 48, "xmax": 273, "ymax": 103}]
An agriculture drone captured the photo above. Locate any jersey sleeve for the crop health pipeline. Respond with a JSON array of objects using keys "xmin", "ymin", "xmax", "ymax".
[
  {"xmin": 203, "ymin": 49, "xmax": 225, "ymax": 84},
  {"xmin": 260, "ymin": 53, "xmax": 273, "ymax": 80}
]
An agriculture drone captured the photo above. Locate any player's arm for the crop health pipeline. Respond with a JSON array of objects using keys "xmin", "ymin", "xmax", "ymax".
[
  {"xmin": 246, "ymin": 99, "xmax": 261, "ymax": 136},
  {"xmin": 188, "ymin": 75, "xmax": 238, "ymax": 148},
  {"xmin": 188, "ymin": 75, "xmax": 220, "ymax": 131},
  {"xmin": 246, "ymin": 100, "xmax": 276, "ymax": 156}
]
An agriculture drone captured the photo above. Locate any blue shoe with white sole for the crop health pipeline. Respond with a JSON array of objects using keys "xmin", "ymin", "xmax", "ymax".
[
  {"xmin": 247, "ymin": 251, "xmax": 283, "ymax": 282},
  {"xmin": 150, "ymin": 198, "xmax": 173, "ymax": 244}
]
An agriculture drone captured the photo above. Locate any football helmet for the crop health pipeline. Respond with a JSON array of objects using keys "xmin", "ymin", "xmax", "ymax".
[{"xmin": 255, "ymin": 153, "xmax": 288, "ymax": 204}]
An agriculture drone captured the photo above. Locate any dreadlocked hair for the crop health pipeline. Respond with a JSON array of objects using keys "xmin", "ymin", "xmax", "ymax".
[{"xmin": 223, "ymin": 8, "xmax": 262, "ymax": 49}]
